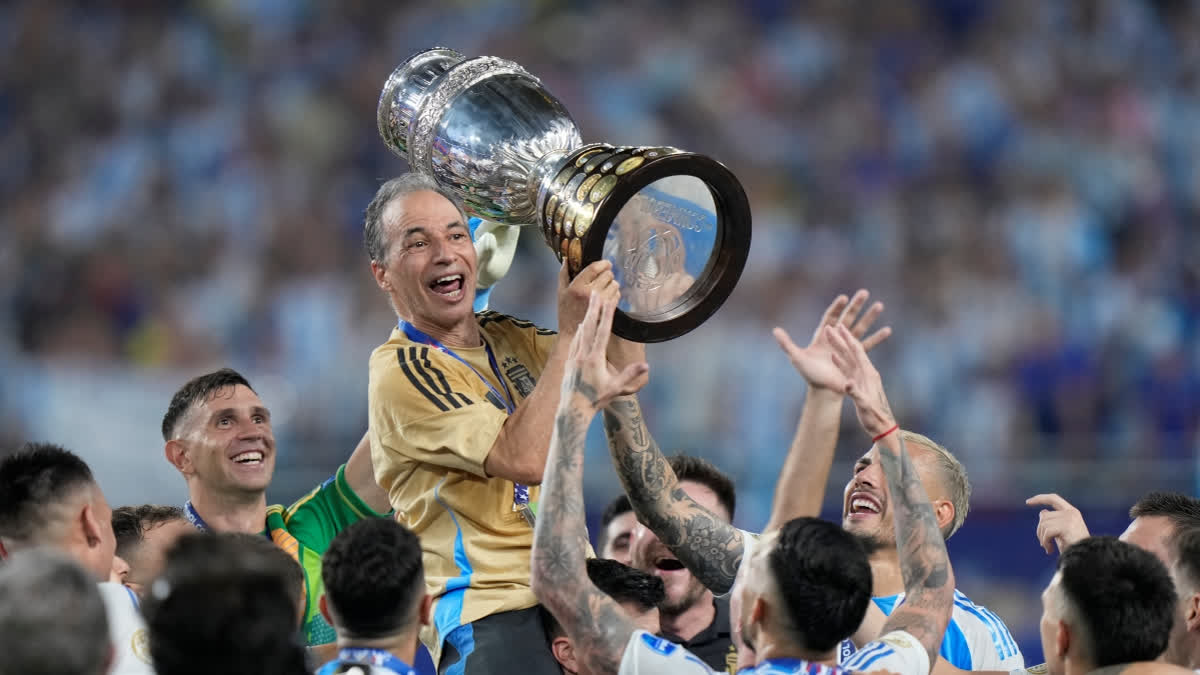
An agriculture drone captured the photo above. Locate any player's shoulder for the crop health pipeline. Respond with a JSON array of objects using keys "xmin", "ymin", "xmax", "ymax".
[
  {"xmin": 950, "ymin": 589, "xmax": 1014, "ymax": 632},
  {"xmin": 477, "ymin": 310, "xmax": 555, "ymax": 338},
  {"xmin": 950, "ymin": 589, "xmax": 1022, "ymax": 659},
  {"xmin": 620, "ymin": 630, "xmax": 714, "ymax": 674}
]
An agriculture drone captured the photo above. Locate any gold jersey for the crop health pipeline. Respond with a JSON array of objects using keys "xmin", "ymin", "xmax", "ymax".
[{"xmin": 368, "ymin": 311, "xmax": 556, "ymax": 663}]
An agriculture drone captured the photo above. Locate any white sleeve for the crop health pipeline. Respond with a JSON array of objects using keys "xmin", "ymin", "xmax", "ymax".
[
  {"xmin": 714, "ymin": 529, "xmax": 759, "ymax": 598},
  {"xmin": 841, "ymin": 631, "xmax": 931, "ymax": 675},
  {"xmin": 97, "ymin": 583, "xmax": 156, "ymax": 675},
  {"xmin": 955, "ymin": 603, "xmax": 1025, "ymax": 670},
  {"xmin": 618, "ymin": 630, "xmax": 715, "ymax": 675}
]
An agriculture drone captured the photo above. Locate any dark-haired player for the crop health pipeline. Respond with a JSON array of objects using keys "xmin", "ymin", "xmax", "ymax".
[
  {"xmin": 160, "ymin": 367, "xmax": 391, "ymax": 645},
  {"xmin": 597, "ymin": 495, "xmax": 638, "ymax": 564},
  {"xmin": 542, "ymin": 559, "xmax": 665, "ymax": 675},
  {"xmin": 1040, "ymin": 537, "xmax": 1180, "ymax": 675},
  {"xmin": 1029, "ymin": 491, "xmax": 1200, "ymax": 670},
  {"xmin": 531, "ymin": 293, "xmax": 954, "ymax": 674},
  {"xmin": 318, "ymin": 517, "xmax": 431, "ymax": 675},
  {"xmin": 112, "ymin": 504, "xmax": 192, "ymax": 598},
  {"xmin": 0, "ymin": 442, "xmax": 153, "ymax": 675}
]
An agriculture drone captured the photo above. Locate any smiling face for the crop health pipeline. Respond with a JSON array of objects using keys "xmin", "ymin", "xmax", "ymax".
[
  {"xmin": 370, "ymin": 189, "xmax": 477, "ymax": 334},
  {"xmin": 630, "ymin": 480, "xmax": 729, "ymax": 616},
  {"xmin": 171, "ymin": 384, "xmax": 276, "ymax": 498},
  {"xmin": 841, "ymin": 444, "xmax": 946, "ymax": 548}
]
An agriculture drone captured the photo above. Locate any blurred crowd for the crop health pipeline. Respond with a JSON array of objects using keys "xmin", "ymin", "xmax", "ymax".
[{"xmin": 2, "ymin": 0, "xmax": 1199, "ymax": 529}]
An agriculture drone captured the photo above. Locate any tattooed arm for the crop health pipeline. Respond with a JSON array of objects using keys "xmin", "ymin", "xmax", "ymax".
[
  {"xmin": 602, "ymin": 396, "xmax": 745, "ymax": 594},
  {"xmin": 531, "ymin": 293, "xmax": 651, "ymax": 675},
  {"xmin": 826, "ymin": 324, "xmax": 955, "ymax": 665}
]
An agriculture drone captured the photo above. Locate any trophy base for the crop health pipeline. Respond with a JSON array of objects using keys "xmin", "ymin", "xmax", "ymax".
[{"xmin": 537, "ymin": 144, "xmax": 752, "ymax": 343}]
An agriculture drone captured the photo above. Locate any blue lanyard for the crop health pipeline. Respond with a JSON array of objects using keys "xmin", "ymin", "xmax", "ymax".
[
  {"xmin": 318, "ymin": 648, "xmax": 415, "ymax": 675},
  {"xmin": 398, "ymin": 320, "xmax": 531, "ymax": 509},
  {"xmin": 183, "ymin": 501, "xmax": 273, "ymax": 539},
  {"xmin": 183, "ymin": 500, "xmax": 210, "ymax": 530},
  {"xmin": 399, "ymin": 320, "xmax": 515, "ymax": 414}
]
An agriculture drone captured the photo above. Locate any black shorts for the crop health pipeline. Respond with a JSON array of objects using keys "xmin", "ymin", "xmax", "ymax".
[{"xmin": 438, "ymin": 606, "xmax": 561, "ymax": 675}]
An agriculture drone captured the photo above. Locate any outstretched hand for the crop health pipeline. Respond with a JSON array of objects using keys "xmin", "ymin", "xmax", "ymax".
[
  {"xmin": 563, "ymin": 292, "xmax": 649, "ymax": 411},
  {"xmin": 826, "ymin": 323, "xmax": 896, "ymax": 439},
  {"xmin": 774, "ymin": 290, "xmax": 892, "ymax": 392}
]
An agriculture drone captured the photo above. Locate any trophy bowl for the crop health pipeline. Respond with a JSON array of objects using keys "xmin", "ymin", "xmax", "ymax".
[{"xmin": 378, "ymin": 48, "xmax": 752, "ymax": 343}]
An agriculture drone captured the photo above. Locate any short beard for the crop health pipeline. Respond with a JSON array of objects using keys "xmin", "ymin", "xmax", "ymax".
[
  {"xmin": 851, "ymin": 532, "xmax": 888, "ymax": 556},
  {"xmin": 660, "ymin": 581, "xmax": 709, "ymax": 617}
]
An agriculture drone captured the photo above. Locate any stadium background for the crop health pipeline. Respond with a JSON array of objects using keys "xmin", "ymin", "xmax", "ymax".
[{"xmin": 2, "ymin": 0, "xmax": 1199, "ymax": 664}]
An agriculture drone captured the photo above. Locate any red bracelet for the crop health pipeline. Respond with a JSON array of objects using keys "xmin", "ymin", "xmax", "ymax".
[{"xmin": 872, "ymin": 424, "xmax": 900, "ymax": 443}]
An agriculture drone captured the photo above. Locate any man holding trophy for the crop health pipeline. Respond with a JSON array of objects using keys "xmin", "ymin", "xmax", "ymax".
[{"xmin": 366, "ymin": 48, "xmax": 752, "ymax": 673}]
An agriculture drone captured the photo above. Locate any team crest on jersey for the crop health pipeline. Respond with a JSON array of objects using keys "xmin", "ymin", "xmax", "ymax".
[
  {"xmin": 724, "ymin": 644, "xmax": 738, "ymax": 673},
  {"xmin": 640, "ymin": 633, "xmax": 678, "ymax": 655},
  {"xmin": 132, "ymin": 628, "xmax": 152, "ymax": 663},
  {"xmin": 1026, "ymin": 664, "xmax": 1049, "ymax": 675},
  {"xmin": 503, "ymin": 357, "xmax": 537, "ymax": 397}
]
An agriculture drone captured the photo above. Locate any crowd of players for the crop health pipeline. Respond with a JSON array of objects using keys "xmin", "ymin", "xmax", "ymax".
[{"xmin": 1, "ymin": 176, "xmax": 1198, "ymax": 675}]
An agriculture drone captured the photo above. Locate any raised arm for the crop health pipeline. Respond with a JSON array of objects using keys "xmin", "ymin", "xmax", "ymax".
[
  {"xmin": 482, "ymin": 261, "xmax": 619, "ymax": 484},
  {"xmin": 344, "ymin": 431, "xmax": 392, "ymax": 514},
  {"xmin": 827, "ymin": 324, "xmax": 955, "ymax": 666},
  {"xmin": 531, "ymin": 293, "xmax": 650, "ymax": 675},
  {"xmin": 766, "ymin": 290, "xmax": 890, "ymax": 532},
  {"xmin": 601, "ymin": 394, "xmax": 745, "ymax": 594}
]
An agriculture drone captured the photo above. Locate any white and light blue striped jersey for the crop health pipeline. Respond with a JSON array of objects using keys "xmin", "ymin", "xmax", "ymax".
[
  {"xmin": 618, "ymin": 631, "xmax": 716, "ymax": 674},
  {"xmin": 840, "ymin": 630, "xmax": 931, "ymax": 675},
  {"xmin": 839, "ymin": 590, "xmax": 1023, "ymax": 671},
  {"xmin": 617, "ymin": 629, "xmax": 930, "ymax": 675}
]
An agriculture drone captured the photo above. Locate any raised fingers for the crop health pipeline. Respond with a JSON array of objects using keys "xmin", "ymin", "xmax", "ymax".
[
  {"xmin": 819, "ymin": 294, "xmax": 851, "ymax": 328},
  {"xmin": 861, "ymin": 326, "xmax": 893, "ymax": 352},
  {"xmin": 838, "ymin": 289, "xmax": 870, "ymax": 327}
]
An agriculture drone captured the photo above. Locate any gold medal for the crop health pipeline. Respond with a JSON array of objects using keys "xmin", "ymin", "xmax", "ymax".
[
  {"xmin": 577, "ymin": 174, "xmax": 602, "ymax": 202},
  {"xmin": 590, "ymin": 175, "xmax": 618, "ymax": 203},
  {"xmin": 574, "ymin": 203, "xmax": 594, "ymax": 238},
  {"xmin": 615, "ymin": 156, "xmax": 644, "ymax": 176},
  {"xmin": 583, "ymin": 152, "xmax": 613, "ymax": 174},
  {"xmin": 568, "ymin": 238, "xmax": 583, "ymax": 274}
]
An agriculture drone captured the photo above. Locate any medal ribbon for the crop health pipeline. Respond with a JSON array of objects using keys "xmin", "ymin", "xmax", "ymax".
[{"xmin": 398, "ymin": 320, "xmax": 530, "ymax": 509}]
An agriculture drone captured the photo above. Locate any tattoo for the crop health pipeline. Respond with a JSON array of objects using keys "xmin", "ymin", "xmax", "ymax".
[
  {"xmin": 601, "ymin": 398, "xmax": 743, "ymax": 594},
  {"xmin": 532, "ymin": 403, "xmax": 634, "ymax": 674},
  {"xmin": 875, "ymin": 435, "xmax": 955, "ymax": 665},
  {"xmin": 565, "ymin": 370, "xmax": 599, "ymax": 405}
]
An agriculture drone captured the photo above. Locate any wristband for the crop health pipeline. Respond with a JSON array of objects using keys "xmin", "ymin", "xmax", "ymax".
[{"xmin": 872, "ymin": 424, "xmax": 899, "ymax": 443}]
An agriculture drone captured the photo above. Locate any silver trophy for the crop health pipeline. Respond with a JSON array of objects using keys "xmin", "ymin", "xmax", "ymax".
[{"xmin": 378, "ymin": 47, "xmax": 751, "ymax": 342}]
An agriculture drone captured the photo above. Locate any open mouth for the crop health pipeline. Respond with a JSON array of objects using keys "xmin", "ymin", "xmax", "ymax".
[
  {"xmin": 429, "ymin": 274, "xmax": 464, "ymax": 298},
  {"xmin": 654, "ymin": 557, "xmax": 686, "ymax": 571},
  {"xmin": 231, "ymin": 451, "xmax": 264, "ymax": 465},
  {"xmin": 848, "ymin": 493, "xmax": 882, "ymax": 515}
]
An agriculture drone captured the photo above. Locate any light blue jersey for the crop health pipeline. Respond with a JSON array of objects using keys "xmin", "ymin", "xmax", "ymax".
[{"xmin": 839, "ymin": 590, "xmax": 1023, "ymax": 671}]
